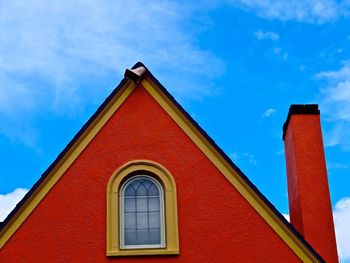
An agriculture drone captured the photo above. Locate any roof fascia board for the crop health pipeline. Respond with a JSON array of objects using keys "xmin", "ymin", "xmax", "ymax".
[
  {"xmin": 142, "ymin": 76, "xmax": 322, "ymax": 263},
  {"xmin": 0, "ymin": 80, "xmax": 136, "ymax": 249},
  {"xmin": 0, "ymin": 65, "xmax": 322, "ymax": 262}
]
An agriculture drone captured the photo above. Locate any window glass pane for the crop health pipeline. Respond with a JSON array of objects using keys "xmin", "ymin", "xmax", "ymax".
[
  {"xmin": 122, "ymin": 176, "xmax": 163, "ymax": 247},
  {"xmin": 136, "ymin": 197, "xmax": 147, "ymax": 212},
  {"xmin": 149, "ymin": 212, "xmax": 160, "ymax": 228},
  {"xmin": 136, "ymin": 212, "xmax": 148, "ymax": 229},
  {"xmin": 125, "ymin": 230, "xmax": 136, "ymax": 245},
  {"xmin": 142, "ymin": 180, "xmax": 152, "ymax": 191},
  {"xmin": 124, "ymin": 185, "xmax": 135, "ymax": 196},
  {"xmin": 136, "ymin": 229, "xmax": 149, "ymax": 245},
  {"xmin": 124, "ymin": 197, "xmax": 136, "ymax": 212},
  {"xmin": 148, "ymin": 197, "xmax": 160, "ymax": 212},
  {"xmin": 131, "ymin": 180, "xmax": 141, "ymax": 190},
  {"xmin": 124, "ymin": 212, "xmax": 136, "ymax": 229},
  {"xmin": 135, "ymin": 182, "xmax": 148, "ymax": 196},
  {"xmin": 148, "ymin": 184, "xmax": 159, "ymax": 196},
  {"xmin": 149, "ymin": 229, "xmax": 161, "ymax": 244}
]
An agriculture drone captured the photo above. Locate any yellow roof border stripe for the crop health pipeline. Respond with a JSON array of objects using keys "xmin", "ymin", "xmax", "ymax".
[
  {"xmin": 0, "ymin": 81, "xmax": 136, "ymax": 249},
  {"xmin": 142, "ymin": 76, "xmax": 320, "ymax": 263},
  {"xmin": 0, "ymin": 73, "xmax": 320, "ymax": 262}
]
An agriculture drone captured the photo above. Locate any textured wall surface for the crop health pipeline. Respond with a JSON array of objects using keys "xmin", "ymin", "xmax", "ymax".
[
  {"xmin": 1, "ymin": 85, "xmax": 301, "ymax": 262},
  {"xmin": 284, "ymin": 114, "xmax": 338, "ymax": 263}
]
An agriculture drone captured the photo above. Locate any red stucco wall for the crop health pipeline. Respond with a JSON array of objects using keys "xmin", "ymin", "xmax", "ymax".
[{"xmin": 1, "ymin": 85, "xmax": 301, "ymax": 262}]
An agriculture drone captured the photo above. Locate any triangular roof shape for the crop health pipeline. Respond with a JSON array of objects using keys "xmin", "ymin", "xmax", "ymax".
[{"xmin": 0, "ymin": 62, "xmax": 323, "ymax": 262}]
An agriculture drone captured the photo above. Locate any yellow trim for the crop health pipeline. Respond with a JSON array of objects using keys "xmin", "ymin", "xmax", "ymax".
[
  {"xmin": 0, "ymin": 80, "xmax": 136, "ymax": 249},
  {"xmin": 106, "ymin": 160, "xmax": 179, "ymax": 256},
  {"xmin": 0, "ymin": 72, "xmax": 320, "ymax": 262},
  {"xmin": 141, "ymin": 76, "xmax": 320, "ymax": 263}
]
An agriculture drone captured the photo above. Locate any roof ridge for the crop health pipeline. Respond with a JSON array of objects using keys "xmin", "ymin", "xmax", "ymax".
[{"xmin": 0, "ymin": 62, "xmax": 324, "ymax": 262}]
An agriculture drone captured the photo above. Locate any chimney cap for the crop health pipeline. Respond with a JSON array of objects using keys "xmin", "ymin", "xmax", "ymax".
[{"xmin": 282, "ymin": 104, "xmax": 320, "ymax": 140}]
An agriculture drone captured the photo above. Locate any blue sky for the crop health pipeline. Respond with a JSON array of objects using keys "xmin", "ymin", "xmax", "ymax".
[{"xmin": 0, "ymin": 0, "xmax": 349, "ymax": 260}]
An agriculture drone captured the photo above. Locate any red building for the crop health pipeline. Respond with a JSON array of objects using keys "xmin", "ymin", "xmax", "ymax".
[{"xmin": 0, "ymin": 62, "xmax": 338, "ymax": 262}]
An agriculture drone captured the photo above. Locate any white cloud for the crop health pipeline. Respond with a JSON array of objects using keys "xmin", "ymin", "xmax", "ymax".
[
  {"xmin": 230, "ymin": 152, "xmax": 257, "ymax": 165},
  {"xmin": 0, "ymin": 188, "xmax": 29, "ymax": 221},
  {"xmin": 262, "ymin": 108, "xmax": 276, "ymax": 118},
  {"xmin": 276, "ymin": 149, "xmax": 284, "ymax": 156},
  {"xmin": 273, "ymin": 47, "xmax": 288, "ymax": 60},
  {"xmin": 254, "ymin": 30, "xmax": 279, "ymax": 41},
  {"xmin": 334, "ymin": 197, "xmax": 350, "ymax": 262},
  {"xmin": 336, "ymin": 48, "xmax": 343, "ymax": 54},
  {"xmin": 230, "ymin": 0, "xmax": 348, "ymax": 24},
  {"xmin": 0, "ymin": 189, "xmax": 348, "ymax": 263},
  {"xmin": 299, "ymin": 65, "xmax": 306, "ymax": 71},
  {"xmin": 0, "ymin": 0, "xmax": 224, "ymax": 147},
  {"xmin": 327, "ymin": 161, "xmax": 349, "ymax": 171},
  {"xmin": 282, "ymin": 197, "xmax": 350, "ymax": 263},
  {"xmin": 315, "ymin": 62, "xmax": 350, "ymax": 150},
  {"xmin": 243, "ymin": 152, "xmax": 257, "ymax": 165},
  {"xmin": 316, "ymin": 63, "xmax": 350, "ymax": 83},
  {"xmin": 282, "ymin": 213, "xmax": 290, "ymax": 222},
  {"xmin": 230, "ymin": 152, "xmax": 239, "ymax": 162},
  {"xmin": 324, "ymin": 122, "xmax": 350, "ymax": 151}
]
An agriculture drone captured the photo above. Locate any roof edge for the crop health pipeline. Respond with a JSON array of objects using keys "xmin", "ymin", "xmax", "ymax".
[
  {"xmin": 0, "ymin": 63, "xmax": 324, "ymax": 262},
  {"xmin": 0, "ymin": 72, "xmax": 132, "ymax": 239},
  {"xmin": 142, "ymin": 70, "xmax": 324, "ymax": 263}
]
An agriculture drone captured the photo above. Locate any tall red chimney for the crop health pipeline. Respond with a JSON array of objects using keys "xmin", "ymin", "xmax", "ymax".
[{"xmin": 283, "ymin": 104, "xmax": 338, "ymax": 263}]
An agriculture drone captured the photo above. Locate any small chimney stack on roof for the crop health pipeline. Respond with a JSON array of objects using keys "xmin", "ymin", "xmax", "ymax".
[{"xmin": 283, "ymin": 104, "xmax": 338, "ymax": 263}]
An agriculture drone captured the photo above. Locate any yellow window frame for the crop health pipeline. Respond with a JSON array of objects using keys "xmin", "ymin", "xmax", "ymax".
[{"xmin": 106, "ymin": 160, "xmax": 179, "ymax": 256}]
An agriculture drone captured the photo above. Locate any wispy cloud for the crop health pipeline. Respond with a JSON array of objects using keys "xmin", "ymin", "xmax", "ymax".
[
  {"xmin": 283, "ymin": 197, "xmax": 350, "ymax": 263},
  {"xmin": 323, "ymin": 123, "xmax": 350, "ymax": 151},
  {"xmin": 316, "ymin": 62, "xmax": 350, "ymax": 84},
  {"xmin": 262, "ymin": 108, "xmax": 276, "ymax": 118},
  {"xmin": 0, "ymin": 0, "xmax": 224, "ymax": 147},
  {"xmin": 273, "ymin": 47, "xmax": 288, "ymax": 60},
  {"xmin": 315, "ymin": 62, "xmax": 350, "ymax": 150},
  {"xmin": 230, "ymin": 152, "xmax": 239, "ymax": 162},
  {"xmin": 230, "ymin": 0, "xmax": 348, "ymax": 24},
  {"xmin": 299, "ymin": 65, "xmax": 306, "ymax": 71},
  {"xmin": 0, "ymin": 188, "xmax": 28, "ymax": 221},
  {"xmin": 334, "ymin": 197, "xmax": 350, "ymax": 262},
  {"xmin": 1, "ymin": 190, "xmax": 348, "ymax": 262},
  {"xmin": 230, "ymin": 152, "xmax": 257, "ymax": 165},
  {"xmin": 254, "ymin": 30, "xmax": 279, "ymax": 41},
  {"xmin": 327, "ymin": 161, "xmax": 349, "ymax": 171},
  {"xmin": 243, "ymin": 152, "xmax": 257, "ymax": 165},
  {"xmin": 282, "ymin": 213, "xmax": 290, "ymax": 222}
]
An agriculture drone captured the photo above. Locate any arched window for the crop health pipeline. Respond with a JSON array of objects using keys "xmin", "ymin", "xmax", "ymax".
[
  {"xmin": 120, "ymin": 175, "xmax": 165, "ymax": 248},
  {"xmin": 107, "ymin": 160, "xmax": 179, "ymax": 256}
]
